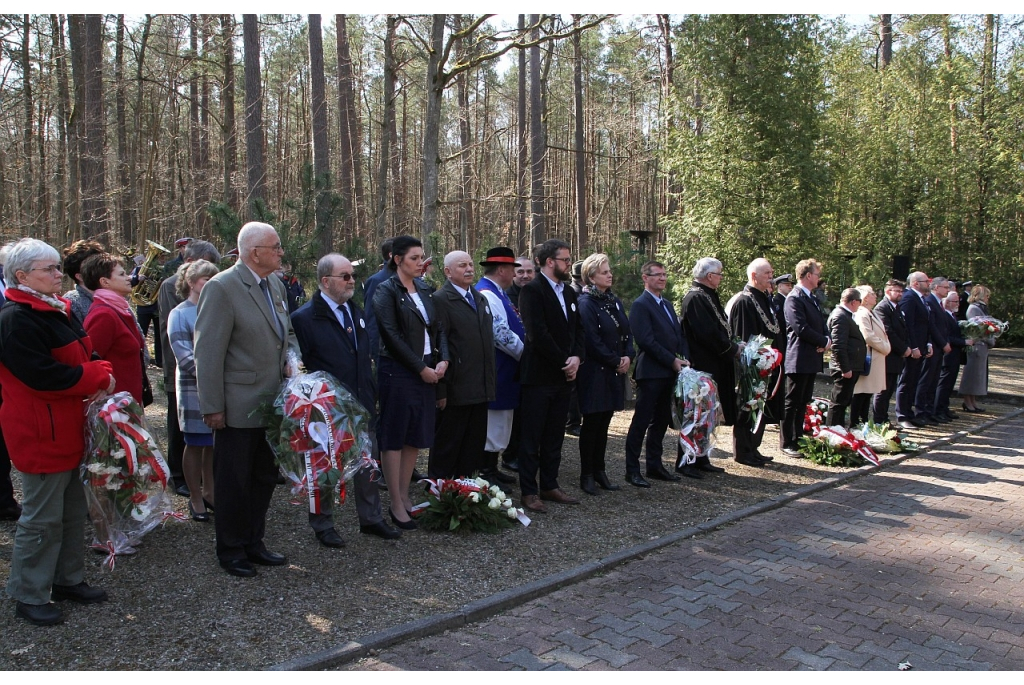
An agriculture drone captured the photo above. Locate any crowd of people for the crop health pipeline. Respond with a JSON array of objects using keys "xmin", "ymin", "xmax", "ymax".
[{"xmin": 0, "ymin": 225, "xmax": 1000, "ymax": 626}]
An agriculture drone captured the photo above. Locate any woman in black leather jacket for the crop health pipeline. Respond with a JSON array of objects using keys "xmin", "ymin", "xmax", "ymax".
[{"xmin": 373, "ymin": 235, "xmax": 449, "ymax": 528}]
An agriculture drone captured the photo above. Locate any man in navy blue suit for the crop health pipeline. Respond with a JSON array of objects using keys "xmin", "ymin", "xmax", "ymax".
[
  {"xmin": 781, "ymin": 259, "xmax": 831, "ymax": 455},
  {"xmin": 934, "ymin": 290, "xmax": 971, "ymax": 421},
  {"xmin": 896, "ymin": 271, "xmax": 933, "ymax": 429},
  {"xmin": 291, "ymin": 253, "xmax": 400, "ymax": 547},
  {"xmin": 916, "ymin": 276, "xmax": 953, "ymax": 424},
  {"xmin": 623, "ymin": 261, "xmax": 692, "ymax": 484}
]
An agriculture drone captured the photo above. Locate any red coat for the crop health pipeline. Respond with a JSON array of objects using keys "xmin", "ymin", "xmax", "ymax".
[
  {"xmin": 84, "ymin": 295, "xmax": 145, "ymax": 404},
  {"xmin": 0, "ymin": 289, "xmax": 112, "ymax": 474}
]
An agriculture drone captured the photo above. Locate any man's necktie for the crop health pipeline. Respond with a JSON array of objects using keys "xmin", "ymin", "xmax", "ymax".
[
  {"xmin": 260, "ymin": 278, "xmax": 285, "ymax": 340},
  {"xmin": 465, "ymin": 290, "xmax": 477, "ymax": 311},
  {"xmin": 661, "ymin": 298, "xmax": 676, "ymax": 325},
  {"xmin": 341, "ymin": 303, "xmax": 357, "ymax": 349}
]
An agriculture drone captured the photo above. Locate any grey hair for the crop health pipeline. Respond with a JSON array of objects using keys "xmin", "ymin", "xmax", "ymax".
[
  {"xmin": 185, "ymin": 239, "xmax": 221, "ymax": 264},
  {"xmin": 5, "ymin": 238, "xmax": 60, "ymax": 284},
  {"xmin": 931, "ymin": 276, "xmax": 949, "ymax": 289},
  {"xmin": 237, "ymin": 221, "xmax": 276, "ymax": 255},
  {"xmin": 692, "ymin": 257, "xmax": 723, "ymax": 281},
  {"xmin": 855, "ymin": 284, "xmax": 875, "ymax": 299},
  {"xmin": 316, "ymin": 253, "xmax": 350, "ymax": 281},
  {"xmin": 443, "ymin": 250, "xmax": 472, "ymax": 269},
  {"xmin": 0, "ymin": 241, "xmax": 16, "ymax": 266},
  {"xmin": 943, "ymin": 291, "xmax": 960, "ymax": 306},
  {"xmin": 746, "ymin": 258, "xmax": 771, "ymax": 279}
]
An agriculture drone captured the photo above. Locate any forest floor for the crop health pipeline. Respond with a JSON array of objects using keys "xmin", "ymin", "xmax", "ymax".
[{"xmin": 0, "ymin": 349, "xmax": 1021, "ymax": 670}]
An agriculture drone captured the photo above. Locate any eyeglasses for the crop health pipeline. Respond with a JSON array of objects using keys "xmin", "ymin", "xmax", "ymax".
[
  {"xmin": 325, "ymin": 273, "xmax": 355, "ymax": 282},
  {"xmin": 553, "ymin": 257, "xmax": 573, "ymax": 264},
  {"xmin": 708, "ymin": 271, "xmax": 723, "ymax": 277},
  {"xmin": 29, "ymin": 264, "xmax": 63, "ymax": 274},
  {"xmin": 255, "ymin": 243, "xmax": 284, "ymax": 252}
]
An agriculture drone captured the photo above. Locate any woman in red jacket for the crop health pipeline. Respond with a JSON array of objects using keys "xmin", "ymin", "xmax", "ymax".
[
  {"xmin": 81, "ymin": 253, "xmax": 145, "ymax": 404},
  {"xmin": 0, "ymin": 238, "xmax": 115, "ymax": 627}
]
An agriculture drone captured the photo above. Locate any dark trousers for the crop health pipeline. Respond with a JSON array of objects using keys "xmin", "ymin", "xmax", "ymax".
[
  {"xmin": 896, "ymin": 356, "xmax": 924, "ymax": 421},
  {"xmin": 935, "ymin": 363, "xmax": 962, "ymax": 417},
  {"xmin": 565, "ymin": 385, "xmax": 582, "ymax": 430},
  {"xmin": 623, "ymin": 377, "xmax": 674, "ymax": 475},
  {"xmin": 309, "ymin": 432, "xmax": 383, "ymax": 533},
  {"xmin": 579, "ymin": 410, "xmax": 613, "ymax": 477},
  {"xmin": 429, "ymin": 402, "xmax": 489, "ymax": 479},
  {"xmin": 915, "ymin": 353, "xmax": 942, "ymax": 419},
  {"xmin": 213, "ymin": 426, "xmax": 278, "ymax": 563},
  {"xmin": 503, "ymin": 406, "xmax": 522, "ymax": 467},
  {"xmin": 136, "ymin": 303, "xmax": 161, "ymax": 366},
  {"xmin": 166, "ymin": 391, "xmax": 186, "ymax": 489},
  {"xmin": 733, "ymin": 408, "xmax": 767, "ymax": 460},
  {"xmin": 827, "ymin": 370, "xmax": 860, "ymax": 426},
  {"xmin": 782, "ymin": 373, "xmax": 817, "ymax": 448},
  {"xmin": 872, "ymin": 371, "xmax": 900, "ymax": 424},
  {"xmin": 518, "ymin": 384, "xmax": 571, "ymax": 496},
  {"xmin": 850, "ymin": 393, "xmax": 872, "ymax": 426},
  {"xmin": 0, "ymin": 423, "xmax": 16, "ymax": 509}
]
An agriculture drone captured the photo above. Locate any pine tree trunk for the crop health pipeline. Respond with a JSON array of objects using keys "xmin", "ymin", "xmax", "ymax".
[
  {"xmin": 243, "ymin": 14, "xmax": 266, "ymax": 217},
  {"xmin": 221, "ymin": 15, "xmax": 238, "ymax": 209},
  {"xmin": 21, "ymin": 15, "xmax": 34, "ymax": 230},
  {"xmin": 420, "ymin": 14, "xmax": 446, "ymax": 247},
  {"xmin": 516, "ymin": 14, "xmax": 528, "ymax": 254},
  {"xmin": 77, "ymin": 14, "xmax": 108, "ymax": 242},
  {"xmin": 335, "ymin": 15, "xmax": 364, "ymax": 239},
  {"xmin": 308, "ymin": 14, "xmax": 333, "ymax": 255},
  {"xmin": 572, "ymin": 18, "xmax": 587, "ymax": 250},
  {"xmin": 529, "ymin": 15, "xmax": 546, "ymax": 245},
  {"xmin": 375, "ymin": 15, "xmax": 398, "ymax": 238},
  {"xmin": 115, "ymin": 15, "xmax": 132, "ymax": 245}
]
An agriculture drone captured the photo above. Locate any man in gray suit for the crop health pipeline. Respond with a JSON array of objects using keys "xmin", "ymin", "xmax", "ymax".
[{"xmin": 195, "ymin": 222, "xmax": 300, "ymax": 578}]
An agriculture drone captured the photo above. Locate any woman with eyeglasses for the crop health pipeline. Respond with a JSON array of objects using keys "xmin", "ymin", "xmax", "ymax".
[
  {"xmin": 373, "ymin": 235, "xmax": 449, "ymax": 529},
  {"xmin": 81, "ymin": 253, "xmax": 146, "ymax": 405},
  {"xmin": 0, "ymin": 238, "xmax": 116, "ymax": 626}
]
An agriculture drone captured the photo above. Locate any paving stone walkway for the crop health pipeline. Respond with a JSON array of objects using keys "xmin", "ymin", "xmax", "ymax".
[{"xmin": 348, "ymin": 415, "xmax": 1024, "ymax": 670}]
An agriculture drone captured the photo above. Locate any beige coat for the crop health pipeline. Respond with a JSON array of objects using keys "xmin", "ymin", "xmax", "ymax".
[
  {"xmin": 194, "ymin": 262, "xmax": 300, "ymax": 428},
  {"xmin": 853, "ymin": 307, "xmax": 891, "ymax": 395}
]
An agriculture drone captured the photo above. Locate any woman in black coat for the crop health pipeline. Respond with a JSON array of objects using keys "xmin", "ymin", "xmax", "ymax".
[
  {"xmin": 576, "ymin": 253, "xmax": 634, "ymax": 495},
  {"xmin": 373, "ymin": 236, "xmax": 449, "ymax": 529}
]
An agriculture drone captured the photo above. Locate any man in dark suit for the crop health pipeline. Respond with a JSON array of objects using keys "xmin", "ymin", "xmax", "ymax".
[
  {"xmin": 624, "ymin": 261, "xmax": 692, "ymax": 485},
  {"xmin": 872, "ymin": 279, "xmax": 911, "ymax": 425},
  {"xmin": 826, "ymin": 288, "xmax": 866, "ymax": 426},
  {"xmin": 934, "ymin": 291, "xmax": 971, "ymax": 421},
  {"xmin": 290, "ymin": 253, "xmax": 400, "ymax": 548},
  {"xmin": 430, "ymin": 251, "xmax": 496, "ymax": 479},
  {"xmin": 517, "ymin": 239, "xmax": 585, "ymax": 513},
  {"xmin": 195, "ymin": 222, "xmax": 300, "ymax": 578},
  {"xmin": 916, "ymin": 276, "xmax": 952, "ymax": 424},
  {"xmin": 771, "ymin": 273, "xmax": 793, "ymax": 335},
  {"xmin": 896, "ymin": 271, "xmax": 932, "ymax": 429},
  {"xmin": 781, "ymin": 259, "xmax": 831, "ymax": 455},
  {"xmin": 158, "ymin": 240, "xmax": 221, "ymax": 497},
  {"xmin": 730, "ymin": 258, "xmax": 783, "ymax": 467}
]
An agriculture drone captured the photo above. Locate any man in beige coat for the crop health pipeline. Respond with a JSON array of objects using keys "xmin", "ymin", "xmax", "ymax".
[{"xmin": 195, "ymin": 222, "xmax": 300, "ymax": 578}]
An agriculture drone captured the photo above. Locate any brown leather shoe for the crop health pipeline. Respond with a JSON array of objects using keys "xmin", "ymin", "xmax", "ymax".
[
  {"xmin": 522, "ymin": 494, "xmax": 547, "ymax": 513},
  {"xmin": 539, "ymin": 488, "xmax": 581, "ymax": 505}
]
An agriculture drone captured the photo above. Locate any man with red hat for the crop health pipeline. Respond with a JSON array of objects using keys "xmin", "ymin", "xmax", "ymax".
[{"xmin": 163, "ymin": 237, "xmax": 193, "ymax": 278}]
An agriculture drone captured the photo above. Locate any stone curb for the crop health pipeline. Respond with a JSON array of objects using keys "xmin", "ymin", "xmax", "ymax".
[{"xmin": 269, "ymin": 407, "xmax": 1024, "ymax": 671}]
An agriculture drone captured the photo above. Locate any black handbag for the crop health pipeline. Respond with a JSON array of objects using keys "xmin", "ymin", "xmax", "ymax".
[{"xmin": 140, "ymin": 351, "xmax": 154, "ymax": 407}]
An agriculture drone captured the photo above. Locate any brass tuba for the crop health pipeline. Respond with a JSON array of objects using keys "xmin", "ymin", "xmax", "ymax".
[{"xmin": 129, "ymin": 240, "xmax": 171, "ymax": 307}]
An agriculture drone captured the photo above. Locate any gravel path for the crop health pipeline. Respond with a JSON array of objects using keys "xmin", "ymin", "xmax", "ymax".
[{"xmin": 1, "ymin": 359, "xmax": 1021, "ymax": 669}]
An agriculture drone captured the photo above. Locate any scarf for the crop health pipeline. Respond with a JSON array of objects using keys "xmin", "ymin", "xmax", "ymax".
[
  {"xmin": 15, "ymin": 284, "xmax": 67, "ymax": 312},
  {"xmin": 92, "ymin": 287, "xmax": 134, "ymax": 316}
]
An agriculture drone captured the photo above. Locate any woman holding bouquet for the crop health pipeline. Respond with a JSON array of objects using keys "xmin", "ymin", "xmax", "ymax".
[
  {"xmin": 81, "ymin": 253, "xmax": 146, "ymax": 404},
  {"xmin": 0, "ymin": 238, "xmax": 115, "ymax": 626},
  {"xmin": 576, "ymin": 253, "xmax": 634, "ymax": 495},
  {"xmin": 959, "ymin": 285, "xmax": 995, "ymax": 412},
  {"xmin": 168, "ymin": 260, "xmax": 220, "ymax": 521},
  {"xmin": 850, "ymin": 285, "xmax": 891, "ymax": 425},
  {"xmin": 373, "ymin": 236, "xmax": 449, "ymax": 528}
]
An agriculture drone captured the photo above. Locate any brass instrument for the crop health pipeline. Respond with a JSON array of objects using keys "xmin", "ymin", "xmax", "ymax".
[{"xmin": 129, "ymin": 240, "xmax": 171, "ymax": 307}]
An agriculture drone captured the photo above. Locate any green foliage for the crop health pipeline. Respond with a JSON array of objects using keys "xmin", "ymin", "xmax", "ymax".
[
  {"xmin": 797, "ymin": 435, "xmax": 867, "ymax": 468},
  {"xmin": 416, "ymin": 480, "xmax": 518, "ymax": 534}
]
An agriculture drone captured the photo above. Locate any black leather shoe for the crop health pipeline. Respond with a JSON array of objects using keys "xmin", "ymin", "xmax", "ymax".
[
  {"xmin": 625, "ymin": 473, "xmax": 650, "ymax": 488},
  {"xmin": 360, "ymin": 520, "xmax": 402, "ymax": 540},
  {"xmin": 188, "ymin": 501, "xmax": 210, "ymax": 523},
  {"xmin": 316, "ymin": 528, "xmax": 346, "ymax": 548},
  {"xmin": 646, "ymin": 467, "xmax": 681, "ymax": 482},
  {"xmin": 944, "ymin": 411, "xmax": 959, "ymax": 420},
  {"xmin": 203, "ymin": 499, "xmax": 215, "ymax": 513},
  {"xmin": 594, "ymin": 471, "xmax": 620, "ymax": 491},
  {"xmin": 220, "ymin": 559, "xmax": 257, "ymax": 578},
  {"xmin": 781, "ymin": 447, "xmax": 802, "ymax": 457},
  {"xmin": 579, "ymin": 475, "xmax": 597, "ymax": 495},
  {"xmin": 51, "ymin": 581, "xmax": 108, "ymax": 604},
  {"xmin": 735, "ymin": 454, "xmax": 767, "ymax": 467},
  {"xmin": 675, "ymin": 465, "xmax": 704, "ymax": 479},
  {"xmin": 0, "ymin": 503, "xmax": 21, "ymax": 521},
  {"xmin": 412, "ymin": 469, "xmax": 428, "ymax": 482},
  {"xmin": 696, "ymin": 461, "xmax": 726, "ymax": 473},
  {"xmin": 389, "ymin": 509, "xmax": 418, "ymax": 530},
  {"xmin": 501, "ymin": 458, "xmax": 519, "ymax": 472},
  {"xmin": 481, "ymin": 468, "xmax": 516, "ymax": 486},
  {"xmin": 933, "ymin": 414, "xmax": 951, "ymax": 424},
  {"xmin": 246, "ymin": 549, "xmax": 287, "ymax": 566},
  {"xmin": 174, "ymin": 483, "xmax": 190, "ymax": 497},
  {"xmin": 15, "ymin": 602, "xmax": 63, "ymax": 626},
  {"xmin": 755, "ymin": 452, "xmax": 774, "ymax": 462}
]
